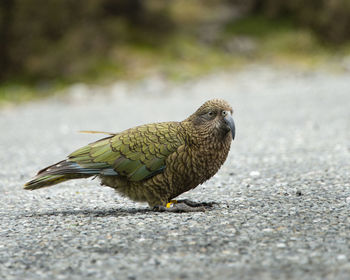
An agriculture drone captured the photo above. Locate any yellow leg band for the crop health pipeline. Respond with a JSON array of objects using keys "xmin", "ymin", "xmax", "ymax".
[{"xmin": 166, "ymin": 200, "xmax": 178, "ymax": 208}]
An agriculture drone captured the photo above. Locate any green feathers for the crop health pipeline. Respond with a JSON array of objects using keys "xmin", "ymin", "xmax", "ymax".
[
  {"xmin": 25, "ymin": 122, "xmax": 184, "ymax": 190},
  {"xmin": 67, "ymin": 123, "xmax": 183, "ymax": 182}
]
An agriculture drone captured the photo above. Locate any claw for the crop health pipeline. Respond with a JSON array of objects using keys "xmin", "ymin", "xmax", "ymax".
[
  {"xmin": 176, "ymin": 199, "xmax": 217, "ymax": 208},
  {"xmin": 152, "ymin": 199, "xmax": 217, "ymax": 213}
]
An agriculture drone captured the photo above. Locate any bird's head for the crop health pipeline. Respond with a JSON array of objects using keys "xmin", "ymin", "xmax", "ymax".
[{"xmin": 187, "ymin": 99, "xmax": 235, "ymax": 140}]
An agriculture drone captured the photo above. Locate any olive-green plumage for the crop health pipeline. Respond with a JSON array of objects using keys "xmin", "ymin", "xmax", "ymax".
[{"xmin": 24, "ymin": 99, "xmax": 235, "ymax": 208}]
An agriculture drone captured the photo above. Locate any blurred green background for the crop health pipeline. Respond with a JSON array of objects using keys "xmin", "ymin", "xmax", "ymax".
[{"xmin": 1, "ymin": 0, "xmax": 350, "ymax": 105}]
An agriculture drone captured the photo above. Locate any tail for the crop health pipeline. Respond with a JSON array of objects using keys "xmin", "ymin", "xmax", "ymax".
[{"xmin": 24, "ymin": 160, "xmax": 93, "ymax": 190}]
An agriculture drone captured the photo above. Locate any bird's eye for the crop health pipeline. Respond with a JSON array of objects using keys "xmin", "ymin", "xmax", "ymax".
[
  {"xmin": 202, "ymin": 110, "xmax": 216, "ymax": 121},
  {"xmin": 222, "ymin": 111, "xmax": 227, "ymax": 116}
]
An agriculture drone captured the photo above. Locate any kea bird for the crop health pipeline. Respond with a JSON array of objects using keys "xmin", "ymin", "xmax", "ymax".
[{"xmin": 24, "ymin": 99, "xmax": 235, "ymax": 212}]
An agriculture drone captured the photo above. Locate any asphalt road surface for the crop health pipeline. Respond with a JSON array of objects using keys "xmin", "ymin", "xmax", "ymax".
[{"xmin": 1, "ymin": 65, "xmax": 350, "ymax": 280}]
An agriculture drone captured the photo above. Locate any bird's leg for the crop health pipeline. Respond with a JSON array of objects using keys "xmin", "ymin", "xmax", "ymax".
[{"xmin": 152, "ymin": 200, "xmax": 216, "ymax": 212}]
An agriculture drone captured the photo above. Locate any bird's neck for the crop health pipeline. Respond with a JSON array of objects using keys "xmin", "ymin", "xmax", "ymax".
[{"xmin": 181, "ymin": 121, "xmax": 232, "ymax": 150}]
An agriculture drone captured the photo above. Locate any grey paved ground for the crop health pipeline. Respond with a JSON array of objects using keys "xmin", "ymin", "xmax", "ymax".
[{"xmin": 1, "ymin": 65, "xmax": 350, "ymax": 280}]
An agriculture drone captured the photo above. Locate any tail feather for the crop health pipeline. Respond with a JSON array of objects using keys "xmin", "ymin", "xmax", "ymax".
[
  {"xmin": 24, "ymin": 174, "xmax": 72, "ymax": 190},
  {"xmin": 24, "ymin": 160, "xmax": 94, "ymax": 190}
]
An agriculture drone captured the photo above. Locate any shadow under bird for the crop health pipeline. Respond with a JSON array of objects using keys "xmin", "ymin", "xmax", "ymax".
[{"xmin": 24, "ymin": 99, "xmax": 235, "ymax": 212}]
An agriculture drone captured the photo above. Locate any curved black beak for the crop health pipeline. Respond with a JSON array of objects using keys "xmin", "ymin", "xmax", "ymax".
[{"xmin": 224, "ymin": 113, "xmax": 235, "ymax": 140}]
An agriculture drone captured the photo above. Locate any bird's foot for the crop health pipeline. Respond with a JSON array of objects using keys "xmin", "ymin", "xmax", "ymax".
[
  {"xmin": 176, "ymin": 199, "xmax": 217, "ymax": 208},
  {"xmin": 152, "ymin": 199, "xmax": 217, "ymax": 213}
]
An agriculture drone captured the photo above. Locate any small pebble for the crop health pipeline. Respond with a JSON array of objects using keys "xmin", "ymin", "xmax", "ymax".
[
  {"xmin": 337, "ymin": 255, "xmax": 347, "ymax": 261},
  {"xmin": 249, "ymin": 171, "xmax": 260, "ymax": 178}
]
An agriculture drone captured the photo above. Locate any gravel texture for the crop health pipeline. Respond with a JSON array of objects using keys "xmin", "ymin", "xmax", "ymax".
[{"xmin": 1, "ymin": 65, "xmax": 350, "ymax": 280}]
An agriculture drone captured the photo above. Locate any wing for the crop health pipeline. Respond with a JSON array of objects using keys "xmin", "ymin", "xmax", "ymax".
[{"xmin": 68, "ymin": 122, "xmax": 184, "ymax": 181}]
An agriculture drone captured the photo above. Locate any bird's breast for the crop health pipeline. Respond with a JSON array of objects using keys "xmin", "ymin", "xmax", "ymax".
[{"xmin": 187, "ymin": 135, "xmax": 231, "ymax": 184}]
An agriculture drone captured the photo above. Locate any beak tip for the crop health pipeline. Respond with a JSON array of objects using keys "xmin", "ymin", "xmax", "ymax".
[{"xmin": 224, "ymin": 114, "xmax": 235, "ymax": 141}]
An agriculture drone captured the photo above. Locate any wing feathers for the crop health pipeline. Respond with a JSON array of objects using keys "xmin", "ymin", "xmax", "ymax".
[{"xmin": 67, "ymin": 122, "xmax": 184, "ymax": 181}]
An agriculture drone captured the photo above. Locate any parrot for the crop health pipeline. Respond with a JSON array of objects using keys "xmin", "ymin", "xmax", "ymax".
[{"xmin": 24, "ymin": 99, "xmax": 235, "ymax": 212}]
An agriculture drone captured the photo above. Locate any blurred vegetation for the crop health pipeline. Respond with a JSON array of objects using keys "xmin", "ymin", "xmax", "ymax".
[
  {"xmin": 239, "ymin": 0, "xmax": 350, "ymax": 43},
  {"xmin": 1, "ymin": 0, "xmax": 350, "ymax": 105}
]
